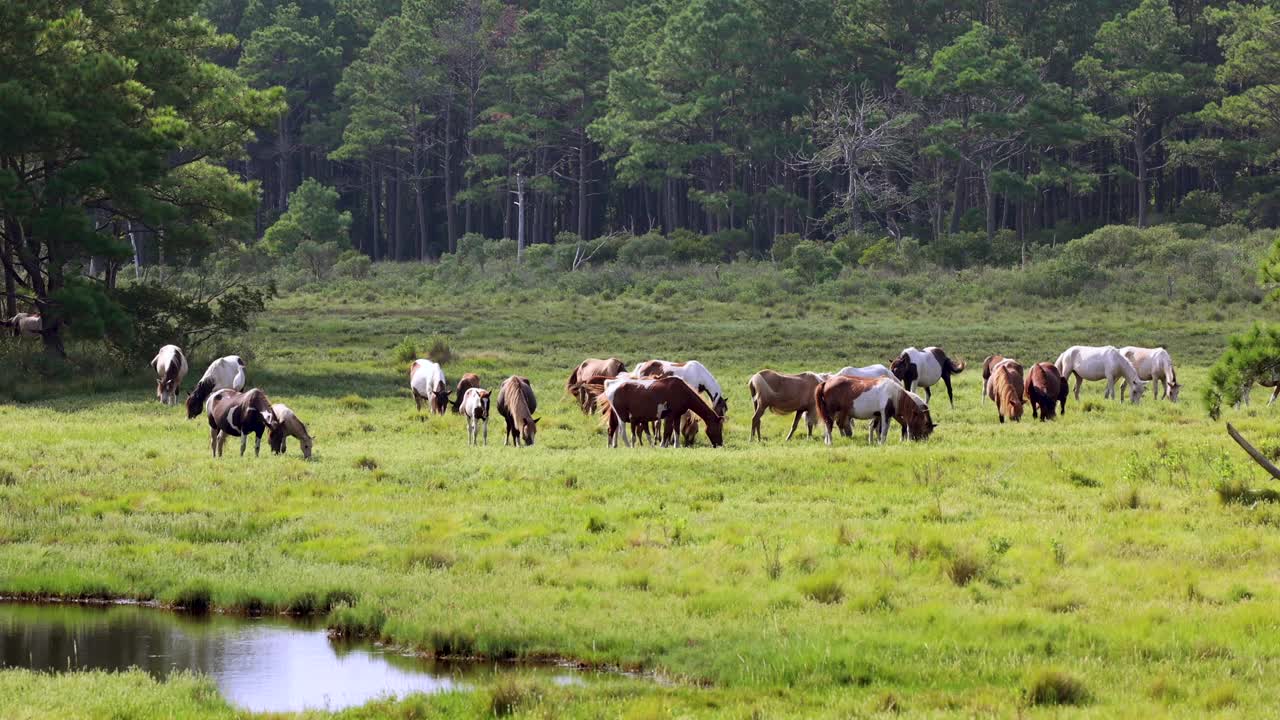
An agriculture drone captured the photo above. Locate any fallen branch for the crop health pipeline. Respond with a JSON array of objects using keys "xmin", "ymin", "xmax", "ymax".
[{"xmin": 1227, "ymin": 422, "xmax": 1280, "ymax": 481}]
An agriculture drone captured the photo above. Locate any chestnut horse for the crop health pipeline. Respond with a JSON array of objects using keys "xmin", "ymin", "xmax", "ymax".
[
  {"xmin": 986, "ymin": 359, "xmax": 1024, "ymax": 423},
  {"xmin": 891, "ymin": 347, "xmax": 965, "ymax": 407},
  {"xmin": 980, "ymin": 354, "xmax": 1007, "ymax": 403},
  {"xmin": 602, "ymin": 376, "xmax": 724, "ymax": 448},
  {"xmin": 747, "ymin": 369, "xmax": 825, "ymax": 441},
  {"xmin": 814, "ymin": 375, "xmax": 935, "ymax": 445},
  {"xmin": 451, "ymin": 373, "xmax": 481, "ymax": 413},
  {"xmin": 567, "ymin": 358, "xmax": 625, "ymax": 413},
  {"xmin": 1025, "ymin": 362, "xmax": 1067, "ymax": 421},
  {"xmin": 205, "ymin": 388, "xmax": 278, "ymax": 457},
  {"xmin": 497, "ymin": 376, "xmax": 538, "ymax": 447}
]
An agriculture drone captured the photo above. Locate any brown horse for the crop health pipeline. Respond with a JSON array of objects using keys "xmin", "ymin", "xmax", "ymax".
[
  {"xmin": 497, "ymin": 376, "xmax": 539, "ymax": 447},
  {"xmin": 814, "ymin": 375, "xmax": 935, "ymax": 445},
  {"xmin": 268, "ymin": 403, "xmax": 314, "ymax": 458},
  {"xmin": 980, "ymin": 354, "xmax": 1006, "ymax": 403},
  {"xmin": 602, "ymin": 376, "xmax": 724, "ymax": 448},
  {"xmin": 747, "ymin": 370, "xmax": 826, "ymax": 441},
  {"xmin": 206, "ymin": 388, "xmax": 279, "ymax": 457},
  {"xmin": 567, "ymin": 358, "xmax": 625, "ymax": 413},
  {"xmin": 1025, "ymin": 362, "xmax": 1067, "ymax": 421},
  {"xmin": 986, "ymin": 359, "xmax": 1024, "ymax": 423},
  {"xmin": 451, "ymin": 373, "xmax": 481, "ymax": 413}
]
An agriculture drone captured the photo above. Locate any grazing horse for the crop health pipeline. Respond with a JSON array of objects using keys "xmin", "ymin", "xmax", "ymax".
[
  {"xmin": 1118, "ymin": 346, "xmax": 1181, "ymax": 402},
  {"xmin": 836, "ymin": 364, "xmax": 894, "ymax": 381},
  {"xmin": 980, "ymin": 355, "xmax": 1007, "ymax": 403},
  {"xmin": 206, "ymin": 388, "xmax": 278, "ymax": 457},
  {"xmin": 267, "ymin": 403, "xmax": 314, "ymax": 459},
  {"xmin": 603, "ymin": 376, "xmax": 724, "ymax": 448},
  {"xmin": 680, "ymin": 413, "xmax": 701, "ymax": 446},
  {"xmin": 814, "ymin": 375, "xmax": 935, "ymax": 445},
  {"xmin": 451, "ymin": 373, "xmax": 481, "ymax": 413},
  {"xmin": 891, "ymin": 347, "xmax": 965, "ymax": 407},
  {"xmin": 186, "ymin": 356, "xmax": 247, "ymax": 419},
  {"xmin": 986, "ymin": 359, "xmax": 1025, "ymax": 423},
  {"xmin": 409, "ymin": 359, "xmax": 449, "ymax": 415},
  {"xmin": 459, "ymin": 387, "xmax": 491, "ymax": 446},
  {"xmin": 1055, "ymin": 346, "xmax": 1146, "ymax": 403},
  {"xmin": 497, "ymin": 376, "xmax": 539, "ymax": 447},
  {"xmin": 747, "ymin": 370, "xmax": 825, "ymax": 441},
  {"xmin": 567, "ymin": 358, "xmax": 625, "ymax": 413},
  {"xmin": 632, "ymin": 360, "xmax": 728, "ymax": 415},
  {"xmin": 150, "ymin": 345, "xmax": 188, "ymax": 405},
  {"xmin": 2, "ymin": 313, "xmax": 41, "ymax": 338},
  {"xmin": 1025, "ymin": 362, "xmax": 1067, "ymax": 421}
]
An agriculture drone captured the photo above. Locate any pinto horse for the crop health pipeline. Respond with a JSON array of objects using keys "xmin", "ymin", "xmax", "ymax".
[
  {"xmin": 497, "ymin": 376, "xmax": 539, "ymax": 447},
  {"xmin": 814, "ymin": 375, "xmax": 935, "ymax": 445},
  {"xmin": 451, "ymin": 373, "xmax": 481, "ymax": 413},
  {"xmin": 836, "ymin": 364, "xmax": 894, "ymax": 381},
  {"xmin": 267, "ymin": 403, "xmax": 314, "ymax": 459},
  {"xmin": 205, "ymin": 388, "xmax": 278, "ymax": 457},
  {"xmin": 747, "ymin": 369, "xmax": 826, "ymax": 441},
  {"xmin": 603, "ymin": 376, "xmax": 723, "ymax": 448},
  {"xmin": 186, "ymin": 356, "xmax": 247, "ymax": 419},
  {"xmin": 1025, "ymin": 362, "xmax": 1067, "ymax": 421},
  {"xmin": 986, "ymin": 359, "xmax": 1024, "ymax": 423},
  {"xmin": 1055, "ymin": 346, "xmax": 1146, "ymax": 403},
  {"xmin": 1118, "ymin": 346, "xmax": 1180, "ymax": 402},
  {"xmin": 632, "ymin": 360, "xmax": 728, "ymax": 415},
  {"xmin": 891, "ymin": 347, "xmax": 965, "ymax": 408},
  {"xmin": 459, "ymin": 387, "xmax": 491, "ymax": 446},
  {"xmin": 410, "ymin": 359, "xmax": 449, "ymax": 415},
  {"xmin": 2, "ymin": 313, "xmax": 41, "ymax": 338},
  {"xmin": 567, "ymin": 358, "xmax": 625, "ymax": 413},
  {"xmin": 150, "ymin": 344, "xmax": 188, "ymax": 405}
]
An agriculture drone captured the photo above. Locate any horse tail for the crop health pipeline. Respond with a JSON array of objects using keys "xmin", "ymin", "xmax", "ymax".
[
  {"xmin": 565, "ymin": 366, "xmax": 579, "ymax": 396},
  {"xmin": 947, "ymin": 355, "xmax": 966, "ymax": 374},
  {"xmin": 814, "ymin": 381, "xmax": 830, "ymax": 427}
]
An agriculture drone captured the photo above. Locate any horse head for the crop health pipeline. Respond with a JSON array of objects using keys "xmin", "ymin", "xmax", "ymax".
[
  {"xmin": 1168, "ymin": 382, "xmax": 1182, "ymax": 402},
  {"xmin": 891, "ymin": 354, "xmax": 917, "ymax": 388},
  {"xmin": 431, "ymin": 387, "xmax": 450, "ymax": 414},
  {"xmin": 705, "ymin": 415, "xmax": 725, "ymax": 447},
  {"xmin": 1128, "ymin": 379, "xmax": 1147, "ymax": 404},
  {"xmin": 521, "ymin": 416, "xmax": 540, "ymax": 446}
]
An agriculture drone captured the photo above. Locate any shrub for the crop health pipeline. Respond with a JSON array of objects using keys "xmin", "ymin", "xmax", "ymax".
[
  {"xmin": 669, "ymin": 229, "xmax": 720, "ymax": 263},
  {"xmin": 1215, "ymin": 479, "xmax": 1280, "ymax": 505},
  {"xmin": 1024, "ymin": 668, "xmax": 1089, "ymax": 706},
  {"xmin": 785, "ymin": 240, "xmax": 841, "ymax": 283},
  {"xmin": 169, "ymin": 582, "xmax": 213, "ymax": 613},
  {"xmin": 262, "ymin": 178, "xmax": 353, "ymax": 256},
  {"xmin": 457, "ymin": 232, "xmax": 487, "ymax": 268},
  {"xmin": 294, "ymin": 240, "xmax": 342, "ymax": 282},
  {"xmin": 392, "ymin": 338, "xmax": 418, "ymax": 365},
  {"xmin": 798, "ymin": 575, "xmax": 845, "ymax": 604},
  {"xmin": 338, "ymin": 394, "xmax": 371, "ymax": 411},
  {"xmin": 353, "ymin": 455, "xmax": 378, "ymax": 471},
  {"xmin": 771, "ymin": 233, "xmax": 803, "ymax": 263},
  {"xmin": 617, "ymin": 231, "xmax": 670, "ymax": 266},
  {"xmin": 1202, "ymin": 683, "xmax": 1239, "ymax": 710},
  {"xmin": 425, "ymin": 334, "xmax": 453, "ymax": 364},
  {"xmin": 944, "ymin": 550, "xmax": 984, "ymax": 587},
  {"xmin": 334, "ymin": 250, "xmax": 372, "ymax": 279},
  {"xmin": 490, "ymin": 677, "xmax": 539, "ymax": 717},
  {"xmin": 1176, "ymin": 190, "xmax": 1226, "ymax": 226}
]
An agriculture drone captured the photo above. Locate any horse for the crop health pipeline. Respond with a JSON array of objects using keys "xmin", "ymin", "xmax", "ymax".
[
  {"xmin": 1025, "ymin": 362, "xmax": 1067, "ymax": 421},
  {"xmin": 986, "ymin": 359, "xmax": 1024, "ymax": 423},
  {"xmin": 836, "ymin": 364, "xmax": 894, "ymax": 381},
  {"xmin": 680, "ymin": 412, "xmax": 700, "ymax": 446},
  {"xmin": 1055, "ymin": 346, "xmax": 1146, "ymax": 403},
  {"xmin": 186, "ymin": 356, "xmax": 247, "ymax": 419},
  {"xmin": 631, "ymin": 360, "xmax": 728, "ymax": 415},
  {"xmin": 2, "ymin": 313, "xmax": 41, "ymax": 338},
  {"xmin": 598, "ymin": 374, "xmax": 660, "ymax": 446},
  {"xmin": 747, "ymin": 369, "xmax": 826, "ymax": 441},
  {"xmin": 497, "ymin": 376, "xmax": 539, "ymax": 447},
  {"xmin": 567, "ymin": 358, "xmax": 625, "ymax": 413},
  {"xmin": 814, "ymin": 375, "xmax": 935, "ymax": 445},
  {"xmin": 150, "ymin": 345, "xmax": 188, "ymax": 405},
  {"xmin": 409, "ymin": 359, "xmax": 449, "ymax": 415},
  {"xmin": 451, "ymin": 373, "xmax": 481, "ymax": 413},
  {"xmin": 603, "ymin": 375, "xmax": 724, "ymax": 448},
  {"xmin": 267, "ymin": 403, "xmax": 314, "ymax": 459},
  {"xmin": 459, "ymin": 387, "xmax": 491, "ymax": 446},
  {"xmin": 1118, "ymin": 346, "xmax": 1180, "ymax": 402},
  {"xmin": 891, "ymin": 347, "xmax": 965, "ymax": 407},
  {"xmin": 205, "ymin": 388, "xmax": 278, "ymax": 457},
  {"xmin": 980, "ymin": 355, "xmax": 1007, "ymax": 403}
]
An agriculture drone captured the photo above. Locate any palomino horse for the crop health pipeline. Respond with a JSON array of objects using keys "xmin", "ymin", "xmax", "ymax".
[
  {"xmin": 267, "ymin": 403, "xmax": 314, "ymax": 459},
  {"xmin": 836, "ymin": 364, "xmax": 894, "ymax": 381},
  {"xmin": 150, "ymin": 344, "xmax": 188, "ymax": 405},
  {"xmin": 409, "ymin": 359, "xmax": 449, "ymax": 414},
  {"xmin": 459, "ymin": 387, "xmax": 491, "ymax": 446},
  {"xmin": 1118, "ymin": 346, "xmax": 1181, "ymax": 402},
  {"xmin": 632, "ymin": 360, "xmax": 728, "ymax": 415},
  {"xmin": 891, "ymin": 347, "xmax": 965, "ymax": 407},
  {"xmin": 814, "ymin": 375, "xmax": 935, "ymax": 445},
  {"xmin": 985, "ymin": 359, "xmax": 1024, "ymax": 423},
  {"xmin": 602, "ymin": 376, "xmax": 724, "ymax": 448},
  {"xmin": 1055, "ymin": 346, "xmax": 1146, "ymax": 403},
  {"xmin": 567, "ymin": 358, "xmax": 625, "ymax": 413},
  {"xmin": 186, "ymin": 356, "xmax": 247, "ymax": 419},
  {"xmin": 205, "ymin": 388, "xmax": 278, "ymax": 457},
  {"xmin": 747, "ymin": 370, "xmax": 825, "ymax": 441},
  {"xmin": 1025, "ymin": 362, "xmax": 1067, "ymax": 421},
  {"xmin": 2, "ymin": 313, "xmax": 41, "ymax": 338},
  {"xmin": 497, "ymin": 376, "xmax": 538, "ymax": 447},
  {"xmin": 451, "ymin": 373, "xmax": 481, "ymax": 413}
]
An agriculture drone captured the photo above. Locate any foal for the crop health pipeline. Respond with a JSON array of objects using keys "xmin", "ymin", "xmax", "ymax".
[
  {"xmin": 267, "ymin": 403, "xmax": 314, "ymax": 458},
  {"xmin": 459, "ymin": 387, "xmax": 491, "ymax": 446}
]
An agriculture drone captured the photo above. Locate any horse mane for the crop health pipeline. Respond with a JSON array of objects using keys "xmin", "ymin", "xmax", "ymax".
[
  {"xmin": 665, "ymin": 376, "xmax": 718, "ymax": 425},
  {"xmin": 991, "ymin": 364, "xmax": 1023, "ymax": 418},
  {"xmin": 186, "ymin": 377, "xmax": 216, "ymax": 419},
  {"xmin": 501, "ymin": 376, "xmax": 536, "ymax": 424}
]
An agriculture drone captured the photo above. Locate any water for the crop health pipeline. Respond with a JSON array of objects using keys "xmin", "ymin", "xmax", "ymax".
[{"xmin": 0, "ymin": 602, "xmax": 584, "ymax": 712}]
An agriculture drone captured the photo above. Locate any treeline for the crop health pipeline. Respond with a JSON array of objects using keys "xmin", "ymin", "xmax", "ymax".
[{"xmin": 212, "ymin": 0, "xmax": 1280, "ymax": 260}]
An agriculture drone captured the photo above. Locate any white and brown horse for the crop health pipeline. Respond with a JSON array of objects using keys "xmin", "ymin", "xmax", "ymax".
[
  {"xmin": 451, "ymin": 373, "xmax": 481, "ymax": 413},
  {"xmin": 891, "ymin": 347, "xmax": 965, "ymax": 407},
  {"xmin": 409, "ymin": 359, "xmax": 449, "ymax": 415},
  {"xmin": 205, "ymin": 388, "xmax": 278, "ymax": 457},
  {"xmin": 186, "ymin": 356, "xmax": 247, "ymax": 419},
  {"xmin": 497, "ymin": 376, "xmax": 538, "ymax": 447},
  {"xmin": 459, "ymin": 387, "xmax": 491, "ymax": 446},
  {"xmin": 632, "ymin": 360, "xmax": 728, "ymax": 415},
  {"xmin": 567, "ymin": 358, "xmax": 625, "ymax": 413},
  {"xmin": 267, "ymin": 403, "xmax": 314, "ymax": 459},
  {"xmin": 150, "ymin": 344, "xmax": 188, "ymax": 405},
  {"xmin": 747, "ymin": 369, "xmax": 826, "ymax": 441},
  {"xmin": 602, "ymin": 375, "xmax": 724, "ymax": 448},
  {"xmin": 815, "ymin": 375, "xmax": 935, "ymax": 445},
  {"xmin": 986, "ymin": 359, "xmax": 1024, "ymax": 423},
  {"xmin": 2, "ymin": 313, "xmax": 41, "ymax": 338},
  {"xmin": 836, "ymin": 364, "xmax": 895, "ymax": 381},
  {"xmin": 1118, "ymin": 346, "xmax": 1180, "ymax": 402},
  {"xmin": 1055, "ymin": 346, "xmax": 1146, "ymax": 403},
  {"xmin": 1025, "ymin": 362, "xmax": 1067, "ymax": 421}
]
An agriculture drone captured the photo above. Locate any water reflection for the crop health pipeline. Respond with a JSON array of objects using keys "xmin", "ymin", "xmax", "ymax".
[{"xmin": 0, "ymin": 602, "xmax": 582, "ymax": 712}]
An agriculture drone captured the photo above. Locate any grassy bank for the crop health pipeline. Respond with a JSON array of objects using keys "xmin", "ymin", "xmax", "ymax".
[{"xmin": 2, "ymin": 266, "xmax": 1280, "ymax": 716}]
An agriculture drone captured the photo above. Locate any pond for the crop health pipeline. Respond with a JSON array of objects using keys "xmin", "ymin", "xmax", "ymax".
[{"xmin": 0, "ymin": 601, "xmax": 586, "ymax": 713}]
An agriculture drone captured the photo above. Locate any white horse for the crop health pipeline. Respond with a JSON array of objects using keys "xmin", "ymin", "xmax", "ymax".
[
  {"xmin": 409, "ymin": 359, "xmax": 449, "ymax": 414},
  {"xmin": 891, "ymin": 347, "xmax": 965, "ymax": 407},
  {"xmin": 632, "ymin": 359, "xmax": 727, "ymax": 414},
  {"xmin": 835, "ymin": 364, "xmax": 894, "ymax": 381},
  {"xmin": 186, "ymin": 355, "xmax": 247, "ymax": 418},
  {"xmin": 459, "ymin": 388, "xmax": 491, "ymax": 446},
  {"xmin": 2, "ymin": 313, "xmax": 41, "ymax": 338},
  {"xmin": 1055, "ymin": 346, "xmax": 1146, "ymax": 403},
  {"xmin": 150, "ymin": 344, "xmax": 188, "ymax": 405},
  {"xmin": 1118, "ymin": 346, "xmax": 1180, "ymax": 402}
]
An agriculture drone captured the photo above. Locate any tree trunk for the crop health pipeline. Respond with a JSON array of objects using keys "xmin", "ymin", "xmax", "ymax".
[
  {"xmin": 444, "ymin": 104, "xmax": 458, "ymax": 252},
  {"xmin": 1134, "ymin": 121, "xmax": 1149, "ymax": 228},
  {"xmin": 515, "ymin": 173, "xmax": 526, "ymax": 262},
  {"xmin": 984, "ymin": 167, "xmax": 996, "ymax": 243},
  {"xmin": 948, "ymin": 162, "xmax": 966, "ymax": 235},
  {"xmin": 276, "ymin": 113, "xmax": 290, "ymax": 212},
  {"xmin": 2, "ymin": 236, "xmax": 16, "ymax": 317},
  {"xmin": 577, "ymin": 132, "xmax": 589, "ymax": 240}
]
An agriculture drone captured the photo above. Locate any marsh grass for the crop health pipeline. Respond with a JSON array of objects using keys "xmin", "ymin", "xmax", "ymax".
[{"xmin": 1023, "ymin": 668, "xmax": 1089, "ymax": 706}]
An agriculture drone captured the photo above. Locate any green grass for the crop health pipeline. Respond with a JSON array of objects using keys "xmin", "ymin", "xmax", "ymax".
[{"xmin": 3, "ymin": 265, "xmax": 1280, "ymax": 717}]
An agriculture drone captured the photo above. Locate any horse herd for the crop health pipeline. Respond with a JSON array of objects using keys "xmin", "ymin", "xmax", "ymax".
[{"xmin": 140, "ymin": 340, "xmax": 1189, "ymax": 459}]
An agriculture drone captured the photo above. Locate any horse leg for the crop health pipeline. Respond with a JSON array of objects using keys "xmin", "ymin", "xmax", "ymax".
[
  {"xmin": 254, "ymin": 431, "xmax": 263, "ymax": 457},
  {"xmin": 806, "ymin": 410, "xmax": 815, "ymax": 437},
  {"xmin": 924, "ymin": 386, "xmax": 932, "ymax": 403},
  {"xmin": 823, "ymin": 416, "xmax": 834, "ymax": 446},
  {"xmin": 482, "ymin": 418, "xmax": 488, "ymax": 445},
  {"xmin": 1073, "ymin": 373, "xmax": 1082, "ymax": 401},
  {"xmin": 785, "ymin": 410, "xmax": 803, "ymax": 441},
  {"xmin": 751, "ymin": 406, "xmax": 765, "ymax": 441},
  {"xmin": 942, "ymin": 375, "xmax": 954, "ymax": 408},
  {"xmin": 210, "ymin": 427, "xmax": 219, "ymax": 458},
  {"xmin": 1270, "ymin": 386, "xmax": 1280, "ymax": 406}
]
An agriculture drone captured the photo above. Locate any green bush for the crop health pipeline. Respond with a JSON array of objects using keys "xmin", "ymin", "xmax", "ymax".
[
  {"xmin": 1176, "ymin": 190, "xmax": 1227, "ymax": 226},
  {"xmin": 1024, "ymin": 668, "xmax": 1089, "ymax": 706},
  {"xmin": 262, "ymin": 179, "xmax": 353, "ymax": 256}
]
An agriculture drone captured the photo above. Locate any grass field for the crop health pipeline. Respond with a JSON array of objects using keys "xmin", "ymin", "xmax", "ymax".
[{"xmin": 3, "ymin": 265, "xmax": 1280, "ymax": 717}]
